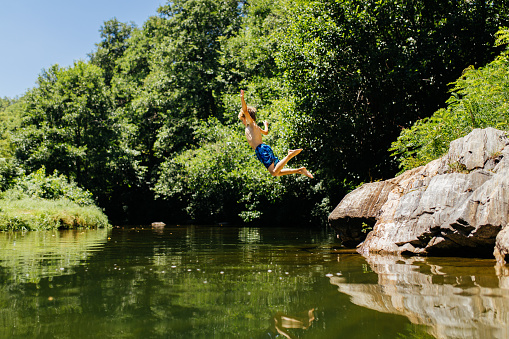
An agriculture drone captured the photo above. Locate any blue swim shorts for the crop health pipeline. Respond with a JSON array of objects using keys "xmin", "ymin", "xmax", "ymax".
[{"xmin": 255, "ymin": 143, "xmax": 279, "ymax": 169}]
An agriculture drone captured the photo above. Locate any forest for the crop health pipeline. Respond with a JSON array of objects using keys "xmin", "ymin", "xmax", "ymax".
[{"xmin": 2, "ymin": 0, "xmax": 509, "ymax": 228}]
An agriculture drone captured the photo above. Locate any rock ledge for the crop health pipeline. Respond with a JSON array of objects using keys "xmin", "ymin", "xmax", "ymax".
[{"xmin": 329, "ymin": 128, "xmax": 509, "ymax": 263}]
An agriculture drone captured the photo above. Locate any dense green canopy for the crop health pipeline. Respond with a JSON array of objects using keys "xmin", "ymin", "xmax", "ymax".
[{"xmin": 2, "ymin": 0, "xmax": 509, "ymax": 226}]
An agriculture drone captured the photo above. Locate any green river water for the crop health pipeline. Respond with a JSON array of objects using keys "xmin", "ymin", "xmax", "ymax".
[{"xmin": 0, "ymin": 225, "xmax": 507, "ymax": 338}]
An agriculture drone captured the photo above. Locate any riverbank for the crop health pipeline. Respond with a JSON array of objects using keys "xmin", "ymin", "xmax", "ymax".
[{"xmin": 0, "ymin": 196, "xmax": 110, "ymax": 231}]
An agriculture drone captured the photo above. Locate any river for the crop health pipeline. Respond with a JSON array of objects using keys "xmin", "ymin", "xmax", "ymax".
[{"xmin": 0, "ymin": 225, "xmax": 507, "ymax": 338}]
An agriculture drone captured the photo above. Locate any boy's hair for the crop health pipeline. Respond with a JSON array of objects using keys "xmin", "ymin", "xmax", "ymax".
[{"xmin": 240, "ymin": 106, "xmax": 257, "ymax": 121}]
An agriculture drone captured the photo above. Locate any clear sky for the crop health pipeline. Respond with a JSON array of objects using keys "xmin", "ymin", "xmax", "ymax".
[{"xmin": 0, "ymin": 0, "xmax": 164, "ymax": 98}]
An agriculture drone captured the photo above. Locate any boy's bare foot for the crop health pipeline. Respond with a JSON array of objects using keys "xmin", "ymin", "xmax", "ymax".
[
  {"xmin": 288, "ymin": 149, "xmax": 303, "ymax": 156},
  {"xmin": 300, "ymin": 167, "xmax": 313, "ymax": 179}
]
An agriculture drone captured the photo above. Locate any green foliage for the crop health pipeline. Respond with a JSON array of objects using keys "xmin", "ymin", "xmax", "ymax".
[
  {"xmin": 8, "ymin": 167, "xmax": 95, "ymax": 206},
  {"xmin": 217, "ymin": 0, "xmax": 284, "ymax": 93},
  {"xmin": 154, "ymin": 86, "xmax": 323, "ymax": 224},
  {"xmin": 388, "ymin": 109, "xmax": 460, "ymax": 171},
  {"xmin": 0, "ymin": 158, "xmax": 23, "ymax": 191},
  {"xmin": 106, "ymin": 1, "xmax": 246, "ymax": 197},
  {"xmin": 391, "ymin": 27, "xmax": 509, "ymax": 171},
  {"xmin": 0, "ymin": 97, "xmax": 22, "ymax": 158},
  {"xmin": 154, "ymin": 117, "xmax": 287, "ymax": 222},
  {"xmin": 145, "ymin": 0, "xmax": 242, "ymax": 124},
  {"xmin": 361, "ymin": 222, "xmax": 373, "ymax": 234},
  {"xmin": 275, "ymin": 0, "xmax": 509, "ymax": 184},
  {"xmin": 14, "ymin": 61, "xmax": 143, "ymax": 200},
  {"xmin": 0, "ymin": 164, "xmax": 108, "ymax": 231},
  {"xmin": 447, "ymin": 161, "xmax": 470, "ymax": 174},
  {"xmin": 89, "ymin": 18, "xmax": 136, "ymax": 86},
  {"xmin": 10, "ymin": 0, "xmax": 509, "ymax": 225}
]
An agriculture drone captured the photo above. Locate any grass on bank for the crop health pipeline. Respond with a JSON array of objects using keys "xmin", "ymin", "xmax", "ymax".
[
  {"xmin": 0, "ymin": 196, "xmax": 110, "ymax": 231},
  {"xmin": 0, "ymin": 165, "xmax": 110, "ymax": 231}
]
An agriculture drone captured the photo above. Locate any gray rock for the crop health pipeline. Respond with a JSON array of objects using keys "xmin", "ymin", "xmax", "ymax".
[
  {"xmin": 495, "ymin": 227, "xmax": 509, "ymax": 265},
  {"xmin": 328, "ymin": 128, "xmax": 509, "ymax": 261},
  {"xmin": 445, "ymin": 127, "xmax": 507, "ymax": 171},
  {"xmin": 328, "ymin": 180, "xmax": 396, "ymax": 246}
]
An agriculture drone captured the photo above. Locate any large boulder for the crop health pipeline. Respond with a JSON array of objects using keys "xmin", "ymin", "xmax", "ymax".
[{"xmin": 329, "ymin": 128, "xmax": 509, "ymax": 261}]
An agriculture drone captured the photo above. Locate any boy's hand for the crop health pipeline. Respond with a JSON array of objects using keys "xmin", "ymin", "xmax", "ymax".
[
  {"xmin": 240, "ymin": 89, "xmax": 248, "ymax": 116},
  {"xmin": 261, "ymin": 120, "xmax": 269, "ymax": 135}
]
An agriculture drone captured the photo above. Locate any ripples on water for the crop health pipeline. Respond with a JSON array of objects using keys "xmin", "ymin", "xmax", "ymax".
[{"xmin": 0, "ymin": 226, "xmax": 508, "ymax": 338}]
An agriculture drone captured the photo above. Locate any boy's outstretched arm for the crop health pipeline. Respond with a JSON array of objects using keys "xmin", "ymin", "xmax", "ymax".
[{"xmin": 240, "ymin": 90, "xmax": 254, "ymax": 124}]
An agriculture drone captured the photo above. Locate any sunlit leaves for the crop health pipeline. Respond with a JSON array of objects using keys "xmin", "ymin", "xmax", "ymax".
[
  {"xmin": 275, "ymin": 0, "xmax": 509, "ymax": 186},
  {"xmin": 0, "ymin": 97, "xmax": 22, "ymax": 158},
  {"xmin": 391, "ymin": 28, "xmax": 509, "ymax": 171},
  {"xmin": 154, "ymin": 117, "xmax": 286, "ymax": 222},
  {"xmin": 89, "ymin": 18, "xmax": 136, "ymax": 86},
  {"xmin": 14, "ymin": 61, "xmax": 142, "ymax": 199}
]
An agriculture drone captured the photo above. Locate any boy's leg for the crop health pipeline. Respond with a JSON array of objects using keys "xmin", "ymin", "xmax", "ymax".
[
  {"xmin": 277, "ymin": 167, "xmax": 313, "ymax": 178},
  {"xmin": 268, "ymin": 166, "xmax": 313, "ymax": 178},
  {"xmin": 267, "ymin": 149, "xmax": 313, "ymax": 178},
  {"xmin": 272, "ymin": 149, "xmax": 302, "ymax": 175}
]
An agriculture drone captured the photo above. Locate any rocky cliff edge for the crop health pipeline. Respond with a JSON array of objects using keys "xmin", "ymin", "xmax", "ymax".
[{"xmin": 329, "ymin": 127, "xmax": 509, "ymax": 263}]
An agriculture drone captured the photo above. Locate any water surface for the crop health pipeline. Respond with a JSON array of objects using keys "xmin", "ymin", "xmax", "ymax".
[{"xmin": 0, "ymin": 226, "xmax": 507, "ymax": 338}]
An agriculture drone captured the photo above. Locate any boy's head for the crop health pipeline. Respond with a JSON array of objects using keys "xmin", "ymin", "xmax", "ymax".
[{"xmin": 238, "ymin": 106, "xmax": 257, "ymax": 122}]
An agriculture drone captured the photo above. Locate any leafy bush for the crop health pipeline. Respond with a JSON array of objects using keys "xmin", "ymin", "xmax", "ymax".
[
  {"xmin": 154, "ymin": 94, "xmax": 321, "ymax": 224},
  {"xmin": 390, "ymin": 28, "xmax": 509, "ymax": 172},
  {"xmin": 0, "ymin": 165, "xmax": 109, "ymax": 230},
  {"xmin": 0, "ymin": 97, "xmax": 23, "ymax": 158},
  {"xmin": 0, "ymin": 158, "xmax": 23, "ymax": 191},
  {"xmin": 154, "ymin": 117, "xmax": 287, "ymax": 222},
  {"xmin": 7, "ymin": 167, "xmax": 95, "ymax": 206}
]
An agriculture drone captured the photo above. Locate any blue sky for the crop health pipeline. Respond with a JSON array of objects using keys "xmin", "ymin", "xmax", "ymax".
[{"xmin": 0, "ymin": 0, "xmax": 164, "ymax": 98}]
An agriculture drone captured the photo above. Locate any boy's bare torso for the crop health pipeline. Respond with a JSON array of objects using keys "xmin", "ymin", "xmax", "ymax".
[{"xmin": 244, "ymin": 123, "xmax": 263, "ymax": 150}]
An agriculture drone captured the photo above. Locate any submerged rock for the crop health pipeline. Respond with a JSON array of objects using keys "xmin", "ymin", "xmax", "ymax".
[
  {"xmin": 329, "ymin": 128, "xmax": 509, "ymax": 261},
  {"xmin": 151, "ymin": 222, "xmax": 166, "ymax": 228}
]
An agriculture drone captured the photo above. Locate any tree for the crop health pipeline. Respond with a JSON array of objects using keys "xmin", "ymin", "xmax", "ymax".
[
  {"xmin": 268, "ymin": 0, "xmax": 509, "ymax": 216},
  {"xmin": 0, "ymin": 97, "xmax": 22, "ymax": 158},
  {"xmin": 13, "ymin": 0, "xmax": 509, "ymax": 225},
  {"xmin": 82, "ymin": 1, "xmax": 249, "ymax": 222},
  {"xmin": 276, "ymin": 0, "xmax": 509, "ymax": 189},
  {"xmin": 141, "ymin": 0, "xmax": 244, "ymax": 161},
  {"xmin": 217, "ymin": 0, "xmax": 283, "ymax": 94},
  {"xmin": 89, "ymin": 18, "xmax": 136, "ymax": 86},
  {"xmin": 391, "ymin": 27, "xmax": 509, "ymax": 171},
  {"xmin": 157, "ymin": 0, "xmax": 242, "ymax": 117},
  {"xmin": 153, "ymin": 0, "xmax": 325, "ymax": 224},
  {"xmin": 109, "ymin": 0, "xmax": 246, "ymax": 168},
  {"xmin": 110, "ymin": 16, "xmax": 172, "ymax": 181},
  {"xmin": 14, "ymin": 61, "xmax": 142, "ymax": 202}
]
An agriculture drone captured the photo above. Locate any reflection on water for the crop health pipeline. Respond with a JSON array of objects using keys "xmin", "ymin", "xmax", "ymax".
[
  {"xmin": 266, "ymin": 308, "xmax": 316, "ymax": 338},
  {"xmin": 330, "ymin": 255, "xmax": 509, "ymax": 339},
  {"xmin": 0, "ymin": 228, "xmax": 110, "ymax": 283},
  {"xmin": 0, "ymin": 226, "xmax": 507, "ymax": 338}
]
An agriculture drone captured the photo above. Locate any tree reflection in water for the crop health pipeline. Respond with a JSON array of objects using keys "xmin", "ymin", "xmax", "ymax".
[
  {"xmin": 0, "ymin": 228, "xmax": 110, "ymax": 283},
  {"xmin": 4, "ymin": 226, "xmax": 497, "ymax": 338}
]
